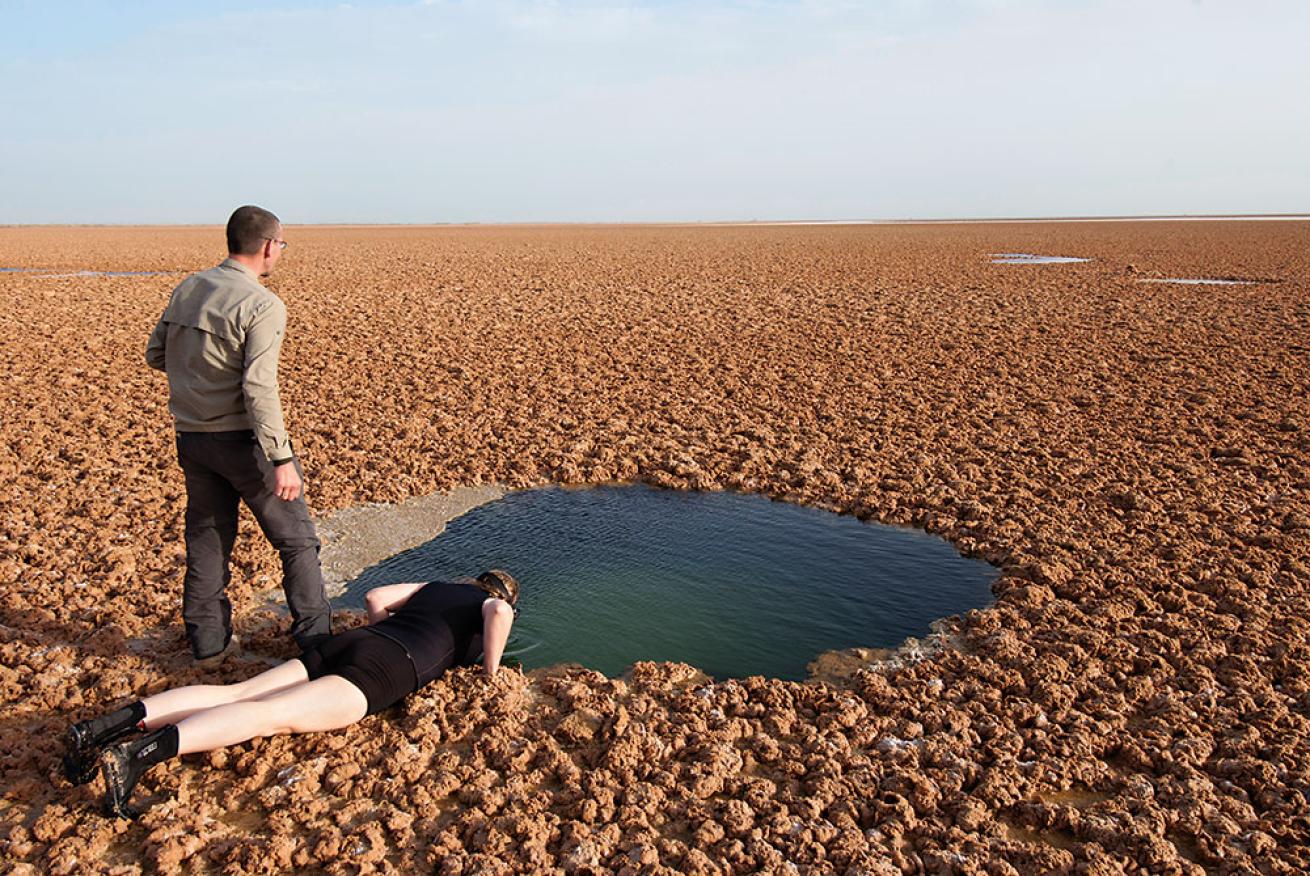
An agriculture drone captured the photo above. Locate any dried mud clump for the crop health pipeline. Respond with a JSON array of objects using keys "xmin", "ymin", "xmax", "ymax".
[{"xmin": 1, "ymin": 221, "xmax": 1308, "ymax": 872}]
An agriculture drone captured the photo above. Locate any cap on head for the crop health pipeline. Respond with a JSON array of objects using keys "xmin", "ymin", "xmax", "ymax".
[
  {"xmin": 226, "ymin": 205, "xmax": 280, "ymax": 255},
  {"xmin": 476, "ymin": 569, "xmax": 519, "ymax": 606}
]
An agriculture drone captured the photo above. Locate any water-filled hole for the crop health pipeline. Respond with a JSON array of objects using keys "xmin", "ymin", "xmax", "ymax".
[
  {"xmin": 0, "ymin": 267, "xmax": 178, "ymax": 277},
  {"xmin": 1137, "ymin": 277, "xmax": 1257, "ymax": 286},
  {"xmin": 990, "ymin": 253, "xmax": 1090, "ymax": 264},
  {"xmin": 338, "ymin": 485, "xmax": 997, "ymax": 680}
]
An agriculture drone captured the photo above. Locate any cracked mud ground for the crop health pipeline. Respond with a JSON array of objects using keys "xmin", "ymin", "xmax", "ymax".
[{"xmin": 0, "ymin": 221, "xmax": 1307, "ymax": 873}]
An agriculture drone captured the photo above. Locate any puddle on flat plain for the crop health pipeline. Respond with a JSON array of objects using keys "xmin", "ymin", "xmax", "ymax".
[
  {"xmin": 0, "ymin": 267, "xmax": 178, "ymax": 277},
  {"xmin": 991, "ymin": 253, "xmax": 1090, "ymax": 264},
  {"xmin": 1137, "ymin": 277, "xmax": 1256, "ymax": 286},
  {"xmin": 338, "ymin": 485, "xmax": 997, "ymax": 680}
]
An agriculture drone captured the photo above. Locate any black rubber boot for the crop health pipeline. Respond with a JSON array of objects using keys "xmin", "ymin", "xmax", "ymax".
[
  {"xmin": 100, "ymin": 725, "xmax": 179, "ymax": 819},
  {"xmin": 64, "ymin": 702, "xmax": 146, "ymax": 786}
]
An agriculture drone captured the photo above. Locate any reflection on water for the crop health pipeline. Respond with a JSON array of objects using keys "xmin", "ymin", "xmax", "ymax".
[
  {"xmin": 339, "ymin": 485, "xmax": 997, "ymax": 680},
  {"xmin": 990, "ymin": 253, "xmax": 1090, "ymax": 264}
]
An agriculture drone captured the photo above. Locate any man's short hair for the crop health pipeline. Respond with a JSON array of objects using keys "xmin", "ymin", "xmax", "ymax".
[{"xmin": 226, "ymin": 205, "xmax": 281, "ymax": 255}]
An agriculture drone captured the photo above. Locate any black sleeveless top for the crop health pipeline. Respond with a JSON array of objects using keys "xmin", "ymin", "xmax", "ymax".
[{"xmin": 367, "ymin": 580, "xmax": 486, "ymax": 687}]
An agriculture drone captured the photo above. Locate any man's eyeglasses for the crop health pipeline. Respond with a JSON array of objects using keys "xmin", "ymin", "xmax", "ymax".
[{"xmin": 265, "ymin": 238, "xmax": 288, "ymax": 250}]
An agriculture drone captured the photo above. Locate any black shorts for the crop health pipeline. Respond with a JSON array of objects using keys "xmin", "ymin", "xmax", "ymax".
[{"xmin": 298, "ymin": 628, "xmax": 417, "ymax": 716}]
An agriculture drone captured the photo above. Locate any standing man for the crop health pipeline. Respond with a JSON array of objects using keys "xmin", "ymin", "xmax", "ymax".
[{"xmin": 146, "ymin": 206, "xmax": 331, "ymax": 666}]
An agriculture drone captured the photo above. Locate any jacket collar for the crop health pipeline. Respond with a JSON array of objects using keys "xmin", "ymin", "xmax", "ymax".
[{"xmin": 219, "ymin": 257, "xmax": 261, "ymax": 280}]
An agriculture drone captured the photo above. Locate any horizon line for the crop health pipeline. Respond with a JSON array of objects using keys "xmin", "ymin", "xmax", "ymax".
[{"xmin": 2, "ymin": 212, "xmax": 1308, "ymax": 229}]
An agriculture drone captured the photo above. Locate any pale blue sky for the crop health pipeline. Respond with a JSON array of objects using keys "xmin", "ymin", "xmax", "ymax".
[{"xmin": 1, "ymin": 0, "xmax": 1306, "ymax": 223}]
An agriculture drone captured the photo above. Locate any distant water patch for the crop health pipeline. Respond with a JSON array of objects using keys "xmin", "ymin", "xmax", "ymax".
[
  {"xmin": 0, "ymin": 267, "xmax": 179, "ymax": 277},
  {"xmin": 338, "ymin": 485, "xmax": 997, "ymax": 681},
  {"xmin": 990, "ymin": 253, "xmax": 1090, "ymax": 264},
  {"xmin": 1137, "ymin": 277, "xmax": 1258, "ymax": 286}
]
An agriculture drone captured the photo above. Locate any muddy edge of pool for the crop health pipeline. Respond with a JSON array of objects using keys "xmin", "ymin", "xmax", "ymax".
[{"xmin": 314, "ymin": 483, "xmax": 506, "ymax": 596}]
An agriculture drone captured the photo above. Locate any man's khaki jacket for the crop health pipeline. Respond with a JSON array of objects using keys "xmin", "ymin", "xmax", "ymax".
[{"xmin": 145, "ymin": 258, "xmax": 293, "ymax": 462}]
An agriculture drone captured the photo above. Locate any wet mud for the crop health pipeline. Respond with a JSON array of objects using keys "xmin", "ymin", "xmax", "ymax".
[
  {"xmin": 316, "ymin": 484, "xmax": 505, "ymax": 596},
  {"xmin": 0, "ymin": 221, "xmax": 1307, "ymax": 873}
]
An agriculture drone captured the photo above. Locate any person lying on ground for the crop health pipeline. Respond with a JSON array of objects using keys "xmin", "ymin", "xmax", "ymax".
[{"xmin": 63, "ymin": 570, "xmax": 519, "ymax": 818}]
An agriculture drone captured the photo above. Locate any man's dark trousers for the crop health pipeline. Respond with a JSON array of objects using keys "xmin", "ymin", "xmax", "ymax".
[{"xmin": 177, "ymin": 431, "xmax": 332, "ymax": 659}]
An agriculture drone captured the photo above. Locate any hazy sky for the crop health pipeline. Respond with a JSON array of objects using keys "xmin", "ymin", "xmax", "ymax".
[{"xmin": 2, "ymin": 0, "xmax": 1307, "ymax": 223}]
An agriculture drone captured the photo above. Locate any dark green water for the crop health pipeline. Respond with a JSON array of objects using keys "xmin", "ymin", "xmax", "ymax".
[{"xmin": 339, "ymin": 485, "xmax": 996, "ymax": 680}]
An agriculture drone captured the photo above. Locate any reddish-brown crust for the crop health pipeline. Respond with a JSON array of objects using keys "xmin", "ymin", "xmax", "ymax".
[{"xmin": 0, "ymin": 221, "xmax": 1306, "ymax": 872}]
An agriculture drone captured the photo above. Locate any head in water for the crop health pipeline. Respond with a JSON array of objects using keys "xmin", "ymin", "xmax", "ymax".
[{"xmin": 474, "ymin": 569, "xmax": 519, "ymax": 606}]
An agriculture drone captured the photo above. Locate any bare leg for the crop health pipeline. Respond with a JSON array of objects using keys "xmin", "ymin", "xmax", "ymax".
[
  {"xmin": 141, "ymin": 660, "xmax": 310, "ymax": 728},
  {"xmin": 174, "ymin": 675, "xmax": 367, "ymax": 755}
]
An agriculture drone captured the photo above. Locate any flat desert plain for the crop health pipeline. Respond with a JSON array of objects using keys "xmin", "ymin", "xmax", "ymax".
[{"xmin": 0, "ymin": 222, "xmax": 1307, "ymax": 873}]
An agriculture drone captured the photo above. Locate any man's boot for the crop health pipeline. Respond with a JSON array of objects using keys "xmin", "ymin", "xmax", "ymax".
[{"xmin": 195, "ymin": 633, "xmax": 242, "ymax": 669}]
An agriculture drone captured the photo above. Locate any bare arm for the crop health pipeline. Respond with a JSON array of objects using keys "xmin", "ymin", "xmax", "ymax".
[
  {"xmin": 481, "ymin": 599, "xmax": 514, "ymax": 677},
  {"xmin": 363, "ymin": 582, "xmax": 427, "ymax": 624}
]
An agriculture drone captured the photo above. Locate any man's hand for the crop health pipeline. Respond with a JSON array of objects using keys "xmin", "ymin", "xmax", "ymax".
[{"xmin": 273, "ymin": 462, "xmax": 302, "ymax": 502}]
